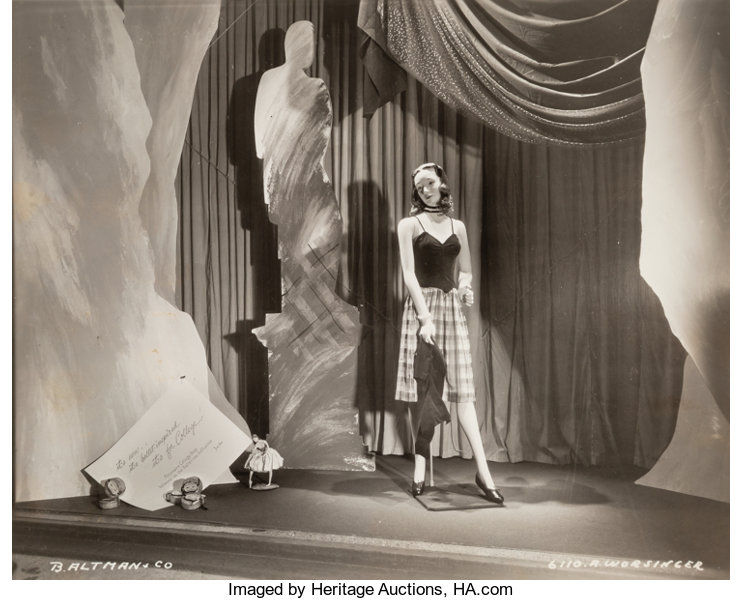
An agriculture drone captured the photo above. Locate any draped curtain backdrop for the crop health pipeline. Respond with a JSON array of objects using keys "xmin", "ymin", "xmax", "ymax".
[
  {"xmin": 177, "ymin": 0, "xmax": 685, "ymax": 468},
  {"xmin": 360, "ymin": 0, "xmax": 657, "ymax": 145}
]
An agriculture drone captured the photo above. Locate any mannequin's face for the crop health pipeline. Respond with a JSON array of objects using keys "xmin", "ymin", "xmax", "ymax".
[{"xmin": 414, "ymin": 169, "xmax": 442, "ymax": 208}]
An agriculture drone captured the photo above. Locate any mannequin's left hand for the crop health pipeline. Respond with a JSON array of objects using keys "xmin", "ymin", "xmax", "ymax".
[{"xmin": 458, "ymin": 285, "xmax": 474, "ymax": 307}]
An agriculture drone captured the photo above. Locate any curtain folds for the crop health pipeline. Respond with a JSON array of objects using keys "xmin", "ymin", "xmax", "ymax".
[
  {"xmin": 177, "ymin": 0, "xmax": 684, "ymax": 468},
  {"xmin": 359, "ymin": 0, "xmax": 658, "ymax": 145},
  {"xmin": 479, "ymin": 134, "xmax": 686, "ymax": 466}
]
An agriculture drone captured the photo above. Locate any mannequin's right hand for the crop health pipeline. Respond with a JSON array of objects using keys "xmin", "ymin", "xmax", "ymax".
[{"xmin": 419, "ymin": 319, "xmax": 435, "ymax": 344}]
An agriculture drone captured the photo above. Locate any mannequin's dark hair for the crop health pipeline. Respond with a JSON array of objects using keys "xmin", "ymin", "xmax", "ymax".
[{"xmin": 409, "ymin": 162, "xmax": 454, "ymax": 215}]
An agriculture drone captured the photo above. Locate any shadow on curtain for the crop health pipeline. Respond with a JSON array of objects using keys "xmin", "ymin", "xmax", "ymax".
[{"xmin": 223, "ymin": 27, "xmax": 285, "ymax": 437}]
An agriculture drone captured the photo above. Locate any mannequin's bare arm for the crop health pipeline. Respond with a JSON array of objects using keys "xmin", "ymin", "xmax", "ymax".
[{"xmin": 455, "ymin": 219, "xmax": 474, "ymax": 305}]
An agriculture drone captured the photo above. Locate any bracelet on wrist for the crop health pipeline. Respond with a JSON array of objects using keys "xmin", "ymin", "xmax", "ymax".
[{"xmin": 417, "ymin": 313, "xmax": 432, "ymax": 323}]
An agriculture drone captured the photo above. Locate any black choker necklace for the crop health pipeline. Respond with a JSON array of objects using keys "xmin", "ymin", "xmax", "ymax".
[{"xmin": 423, "ymin": 207, "xmax": 443, "ymax": 213}]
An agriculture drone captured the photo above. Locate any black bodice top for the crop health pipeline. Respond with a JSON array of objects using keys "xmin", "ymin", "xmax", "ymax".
[{"xmin": 413, "ymin": 218, "xmax": 460, "ymax": 292}]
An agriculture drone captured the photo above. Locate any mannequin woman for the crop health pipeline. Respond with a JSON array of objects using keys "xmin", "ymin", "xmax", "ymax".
[{"xmin": 395, "ymin": 162, "xmax": 504, "ymax": 504}]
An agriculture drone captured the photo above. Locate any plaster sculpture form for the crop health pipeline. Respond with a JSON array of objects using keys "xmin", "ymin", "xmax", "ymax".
[{"xmin": 253, "ymin": 21, "xmax": 371, "ymax": 470}]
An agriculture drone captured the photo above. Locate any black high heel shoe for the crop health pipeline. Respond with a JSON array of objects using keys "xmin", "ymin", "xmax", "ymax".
[
  {"xmin": 411, "ymin": 480, "xmax": 425, "ymax": 497},
  {"xmin": 475, "ymin": 473, "xmax": 504, "ymax": 504}
]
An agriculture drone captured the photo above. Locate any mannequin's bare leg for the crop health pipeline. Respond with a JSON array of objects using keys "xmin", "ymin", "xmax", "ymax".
[
  {"xmin": 249, "ymin": 471, "xmax": 254, "ymax": 488},
  {"xmin": 414, "ymin": 453, "xmax": 426, "ymax": 483},
  {"xmin": 457, "ymin": 402, "xmax": 496, "ymax": 488},
  {"xmin": 268, "ymin": 469, "xmax": 273, "ymax": 486}
]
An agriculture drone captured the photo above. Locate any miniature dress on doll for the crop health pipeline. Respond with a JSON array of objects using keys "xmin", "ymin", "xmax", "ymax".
[{"xmin": 245, "ymin": 435, "xmax": 284, "ymax": 489}]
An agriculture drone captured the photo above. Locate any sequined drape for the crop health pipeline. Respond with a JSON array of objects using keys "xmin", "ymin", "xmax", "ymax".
[{"xmin": 359, "ymin": 0, "xmax": 657, "ymax": 145}]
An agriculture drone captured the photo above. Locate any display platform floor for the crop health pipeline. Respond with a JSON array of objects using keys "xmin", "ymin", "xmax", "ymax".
[{"xmin": 12, "ymin": 456, "xmax": 729, "ymax": 580}]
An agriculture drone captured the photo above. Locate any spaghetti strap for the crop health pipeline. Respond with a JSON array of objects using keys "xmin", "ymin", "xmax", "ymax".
[
  {"xmin": 450, "ymin": 217, "xmax": 454, "ymax": 234},
  {"xmin": 414, "ymin": 216, "xmax": 426, "ymax": 232}
]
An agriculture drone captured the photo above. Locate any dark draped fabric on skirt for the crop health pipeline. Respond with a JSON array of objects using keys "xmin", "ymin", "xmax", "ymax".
[{"xmin": 176, "ymin": 0, "xmax": 685, "ymax": 469}]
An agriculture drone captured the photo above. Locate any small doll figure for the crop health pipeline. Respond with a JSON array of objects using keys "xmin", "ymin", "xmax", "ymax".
[
  {"xmin": 245, "ymin": 434, "xmax": 284, "ymax": 490},
  {"xmin": 98, "ymin": 477, "xmax": 126, "ymax": 509},
  {"xmin": 165, "ymin": 476, "xmax": 207, "ymax": 510},
  {"xmin": 180, "ymin": 477, "xmax": 207, "ymax": 510}
]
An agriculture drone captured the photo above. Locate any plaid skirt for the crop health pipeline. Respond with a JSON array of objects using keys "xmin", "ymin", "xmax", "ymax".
[{"xmin": 394, "ymin": 287, "xmax": 476, "ymax": 403}]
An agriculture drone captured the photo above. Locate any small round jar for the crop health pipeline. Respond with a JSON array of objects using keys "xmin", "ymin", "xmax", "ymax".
[{"xmin": 98, "ymin": 496, "xmax": 120, "ymax": 510}]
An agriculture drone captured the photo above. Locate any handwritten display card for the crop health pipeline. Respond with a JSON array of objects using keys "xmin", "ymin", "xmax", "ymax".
[{"xmin": 84, "ymin": 379, "xmax": 252, "ymax": 511}]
